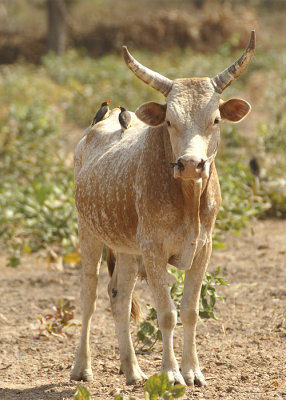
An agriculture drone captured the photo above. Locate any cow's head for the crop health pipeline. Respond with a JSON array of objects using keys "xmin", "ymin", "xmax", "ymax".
[{"xmin": 122, "ymin": 31, "xmax": 255, "ymax": 181}]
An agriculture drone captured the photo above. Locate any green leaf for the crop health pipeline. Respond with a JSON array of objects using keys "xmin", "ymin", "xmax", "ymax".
[
  {"xmin": 170, "ymin": 384, "xmax": 186, "ymax": 398},
  {"xmin": 214, "ymin": 266, "xmax": 221, "ymax": 275},
  {"xmin": 146, "ymin": 306, "xmax": 158, "ymax": 321},
  {"xmin": 201, "ymin": 284, "xmax": 207, "ymax": 297},
  {"xmin": 74, "ymin": 385, "xmax": 92, "ymax": 400},
  {"xmin": 201, "ymin": 298, "xmax": 208, "ymax": 310},
  {"xmin": 209, "ymin": 295, "xmax": 216, "ymax": 308},
  {"xmin": 213, "ymin": 242, "xmax": 226, "ymax": 250},
  {"xmin": 156, "ymin": 330, "xmax": 162, "ymax": 341},
  {"xmin": 144, "ymin": 373, "xmax": 171, "ymax": 399},
  {"xmin": 7, "ymin": 256, "xmax": 20, "ymax": 267},
  {"xmin": 140, "ymin": 321, "xmax": 155, "ymax": 335},
  {"xmin": 216, "ymin": 277, "xmax": 228, "ymax": 285},
  {"xmin": 143, "ymin": 337, "xmax": 153, "ymax": 346},
  {"xmin": 137, "ymin": 330, "xmax": 146, "ymax": 341},
  {"xmin": 199, "ymin": 310, "xmax": 211, "ymax": 319}
]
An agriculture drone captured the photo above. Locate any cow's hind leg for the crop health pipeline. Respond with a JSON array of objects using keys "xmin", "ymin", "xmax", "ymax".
[
  {"xmin": 143, "ymin": 255, "xmax": 185, "ymax": 385},
  {"xmin": 180, "ymin": 242, "xmax": 212, "ymax": 387},
  {"xmin": 108, "ymin": 253, "xmax": 147, "ymax": 385},
  {"xmin": 71, "ymin": 220, "xmax": 103, "ymax": 382}
]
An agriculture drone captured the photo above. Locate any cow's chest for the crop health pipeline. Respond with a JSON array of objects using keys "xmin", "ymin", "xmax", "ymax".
[{"xmin": 165, "ymin": 218, "xmax": 210, "ymax": 270}]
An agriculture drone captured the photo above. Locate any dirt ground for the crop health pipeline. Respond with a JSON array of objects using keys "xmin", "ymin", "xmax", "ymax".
[{"xmin": 0, "ymin": 219, "xmax": 285, "ymax": 400}]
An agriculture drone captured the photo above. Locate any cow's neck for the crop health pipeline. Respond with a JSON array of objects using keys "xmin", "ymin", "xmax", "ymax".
[{"xmin": 163, "ymin": 128, "xmax": 213, "ymax": 269}]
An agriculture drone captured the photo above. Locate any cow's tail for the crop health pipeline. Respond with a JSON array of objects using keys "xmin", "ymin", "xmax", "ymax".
[{"xmin": 106, "ymin": 247, "xmax": 142, "ymax": 324}]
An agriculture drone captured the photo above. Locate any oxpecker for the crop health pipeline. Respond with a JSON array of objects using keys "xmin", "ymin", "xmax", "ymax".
[
  {"xmin": 117, "ymin": 106, "xmax": 132, "ymax": 136},
  {"xmin": 91, "ymin": 100, "xmax": 111, "ymax": 126}
]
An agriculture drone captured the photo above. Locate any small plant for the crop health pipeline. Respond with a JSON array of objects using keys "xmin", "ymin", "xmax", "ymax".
[
  {"xmin": 200, "ymin": 267, "xmax": 228, "ymax": 320},
  {"xmin": 135, "ymin": 267, "xmax": 227, "ymax": 351},
  {"xmin": 169, "ymin": 267, "xmax": 228, "ymax": 320},
  {"xmin": 135, "ymin": 304, "xmax": 162, "ymax": 352},
  {"xmin": 74, "ymin": 373, "xmax": 185, "ymax": 400},
  {"xmin": 0, "ymin": 100, "xmax": 78, "ymax": 265},
  {"xmin": 74, "ymin": 386, "xmax": 93, "ymax": 400},
  {"xmin": 34, "ymin": 299, "xmax": 81, "ymax": 338},
  {"xmin": 143, "ymin": 373, "xmax": 185, "ymax": 400},
  {"xmin": 169, "ymin": 269, "xmax": 184, "ymax": 315},
  {"xmin": 214, "ymin": 158, "xmax": 265, "ymax": 248}
]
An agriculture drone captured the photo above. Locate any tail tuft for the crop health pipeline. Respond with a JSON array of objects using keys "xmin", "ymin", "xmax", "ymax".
[{"xmin": 130, "ymin": 291, "xmax": 142, "ymax": 324}]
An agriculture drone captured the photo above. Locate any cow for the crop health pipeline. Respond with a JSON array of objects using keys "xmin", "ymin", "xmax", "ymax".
[{"xmin": 71, "ymin": 31, "xmax": 255, "ymax": 387}]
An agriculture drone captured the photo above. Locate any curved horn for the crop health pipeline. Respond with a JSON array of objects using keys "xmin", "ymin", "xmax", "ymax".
[
  {"xmin": 212, "ymin": 30, "xmax": 256, "ymax": 93},
  {"xmin": 122, "ymin": 46, "xmax": 173, "ymax": 97}
]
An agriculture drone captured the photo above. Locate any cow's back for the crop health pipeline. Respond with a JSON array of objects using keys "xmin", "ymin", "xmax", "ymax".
[{"xmin": 74, "ymin": 109, "xmax": 158, "ymax": 252}]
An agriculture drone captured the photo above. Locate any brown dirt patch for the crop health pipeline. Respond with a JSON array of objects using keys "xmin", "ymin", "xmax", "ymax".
[{"xmin": 0, "ymin": 219, "xmax": 285, "ymax": 399}]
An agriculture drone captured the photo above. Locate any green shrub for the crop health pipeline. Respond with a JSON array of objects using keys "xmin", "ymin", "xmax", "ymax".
[
  {"xmin": 0, "ymin": 100, "xmax": 77, "ymax": 262},
  {"xmin": 135, "ymin": 267, "xmax": 228, "ymax": 352},
  {"xmin": 214, "ymin": 158, "xmax": 264, "ymax": 247},
  {"xmin": 143, "ymin": 373, "xmax": 185, "ymax": 400},
  {"xmin": 74, "ymin": 386, "xmax": 93, "ymax": 400},
  {"xmin": 74, "ymin": 373, "xmax": 185, "ymax": 400}
]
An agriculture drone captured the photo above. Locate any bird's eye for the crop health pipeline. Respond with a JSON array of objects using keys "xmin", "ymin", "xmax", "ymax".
[
  {"xmin": 214, "ymin": 118, "xmax": 220, "ymax": 125},
  {"xmin": 166, "ymin": 121, "xmax": 171, "ymax": 126}
]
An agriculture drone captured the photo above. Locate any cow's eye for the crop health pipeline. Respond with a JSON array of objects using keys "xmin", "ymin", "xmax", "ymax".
[
  {"xmin": 166, "ymin": 121, "xmax": 171, "ymax": 126},
  {"xmin": 214, "ymin": 118, "xmax": 220, "ymax": 125}
]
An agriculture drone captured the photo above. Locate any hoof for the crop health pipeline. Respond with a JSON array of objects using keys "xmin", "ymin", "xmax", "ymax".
[
  {"xmin": 165, "ymin": 370, "xmax": 185, "ymax": 386},
  {"xmin": 125, "ymin": 367, "xmax": 147, "ymax": 385},
  {"xmin": 194, "ymin": 374, "xmax": 206, "ymax": 387},
  {"xmin": 183, "ymin": 375, "xmax": 194, "ymax": 387},
  {"xmin": 70, "ymin": 368, "xmax": 93, "ymax": 382},
  {"xmin": 126, "ymin": 376, "xmax": 143, "ymax": 386},
  {"xmin": 182, "ymin": 369, "xmax": 206, "ymax": 387}
]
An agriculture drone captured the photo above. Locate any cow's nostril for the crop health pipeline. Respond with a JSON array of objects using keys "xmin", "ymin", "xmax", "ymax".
[
  {"xmin": 176, "ymin": 157, "xmax": 206, "ymax": 173},
  {"xmin": 197, "ymin": 159, "xmax": 206, "ymax": 170},
  {"xmin": 177, "ymin": 160, "xmax": 185, "ymax": 171}
]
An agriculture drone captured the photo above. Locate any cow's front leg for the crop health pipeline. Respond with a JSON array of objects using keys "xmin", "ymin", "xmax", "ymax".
[
  {"xmin": 144, "ymin": 255, "xmax": 185, "ymax": 385},
  {"xmin": 108, "ymin": 253, "xmax": 147, "ymax": 385},
  {"xmin": 71, "ymin": 219, "xmax": 103, "ymax": 382},
  {"xmin": 180, "ymin": 241, "xmax": 212, "ymax": 386}
]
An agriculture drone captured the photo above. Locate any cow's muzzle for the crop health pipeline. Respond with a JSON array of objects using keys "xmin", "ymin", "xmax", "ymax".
[{"xmin": 171, "ymin": 155, "xmax": 208, "ymax": 180}]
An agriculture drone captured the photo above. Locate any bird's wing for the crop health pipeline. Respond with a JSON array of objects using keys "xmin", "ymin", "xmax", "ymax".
[
  {"xmin": 119, "ymin": 112, "xmax": 132, "ymax": 129},
  {"xmin": 94, "ymin": 107, "xmax": 108, "ymax": 123}
]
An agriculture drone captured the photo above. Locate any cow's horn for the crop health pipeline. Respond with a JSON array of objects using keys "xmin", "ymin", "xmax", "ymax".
[
  {"xmin": 122, "ymin": 46, "xmax": 173, "ymax": 97},
  {"xmin": 212, "ymin": 30, "xmax": 256, "ymax": 93}
]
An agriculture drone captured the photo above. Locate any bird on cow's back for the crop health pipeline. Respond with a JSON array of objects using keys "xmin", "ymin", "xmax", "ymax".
[
  {"xmin": 91, "ymin": 100, "xmax": 111, "ymax": 126},
  {"xmin": 117, "ymin": 106, "xmax": 132, "ymax": 137}
]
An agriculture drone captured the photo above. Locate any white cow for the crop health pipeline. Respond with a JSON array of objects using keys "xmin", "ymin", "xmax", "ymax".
[{"xmin": 71, "ymin": 31, "xmax": 255, "ymax": 386}]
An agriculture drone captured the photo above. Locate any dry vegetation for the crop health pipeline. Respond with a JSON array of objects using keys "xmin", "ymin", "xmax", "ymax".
[{"xmin": 0, "ymin": 0, "xmax": 259, "ymax": 63}]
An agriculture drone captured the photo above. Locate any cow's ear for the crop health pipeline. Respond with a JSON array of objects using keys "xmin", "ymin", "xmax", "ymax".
[
  {"xmin": 219, "ymin": 98, "xmax": 251, "ymax": 122},
  {"xmin": 135, "ymin": 102, "xmax": 167, "ymax": 126}
]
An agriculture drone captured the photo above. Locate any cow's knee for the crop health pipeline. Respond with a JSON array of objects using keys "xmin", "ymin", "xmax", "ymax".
[
  {"xmin": 180, "ymin": 307, "xmax": 198, "ymax": 326},
  {"xmin": 158, "ymin": 309, "xmax": 177, "ymax": 330}
]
